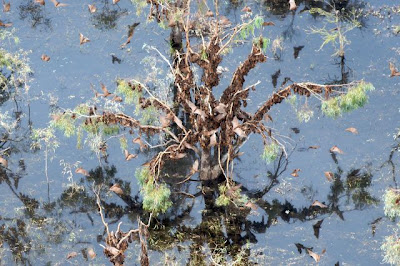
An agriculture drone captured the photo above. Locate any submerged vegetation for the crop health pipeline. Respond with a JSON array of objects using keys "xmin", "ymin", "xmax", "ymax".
[{"xmin": 1, "ymin": 0, "xmax": 398, "ymax": 265}]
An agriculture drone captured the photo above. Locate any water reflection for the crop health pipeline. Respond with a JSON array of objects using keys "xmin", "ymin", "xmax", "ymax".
[
  {"xmin": 90, "ymin": 0, "xmax": 128, "ymax": 31},
  {"xmin": 18, "ymin": 2, "xmax": 51, "ymax": 30}
]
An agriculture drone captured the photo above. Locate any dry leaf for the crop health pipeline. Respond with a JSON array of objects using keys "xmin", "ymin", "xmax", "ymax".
[
  {"xmin": 307, "ymin": 249, "xmax": 320, "ymax": 262},
  {"xmin": 101, "ymin": 83, "xmax": 112, "ymax": 97},
  {"xmin": 41, "ymin": 54, "xmax": 50, "ymax": 62},
  {"xmin": 330, "ymin": 145, "xmax": 344, "ymax": 154},
  {"xmin": 214, "ymin": 103, "xmax": 227, "ymax": 115},
  {"xmin": 345, "ymin": 127, "xmax": 358, "ymax": 134},
  {"xmin": 0, "ymin": 20, "xmax": 12, "ymax": 27},
  {"xmin": 75, "ymin": 167, "xmax": 89, "ymax": 177},
  {"xmin": 112, "ymin": 0, "xmax": 120, "ymax": 4},
  {"xmin": 110, "ymin": 184, "xmax": 123, "ymax": 195},
  {"xmin": 87, "ymin": 248, "xmax": 96, "ymax": 259},
  {"xmin": 35, "ymin": 0, "xmax": 45, "ymax": 5},
  {"xmin": 263, "ymin": 21, "xmax": 275, "ymax": 26},
  {"xmin": 50, "ymin": 0, "xmax": 68, "ymax": 7},
  {"xmin": 0, "ymin": 156, "xmax": 8, "ymax": 168},
  {"xmin": 190, "ymin": 159, "xmax": 199, "ymax": 175},
  {"xmin": 170, "ymin": 152, "xmax": 186, "ymax": 159},
  {"xmin": 209, "ymin": 133, "xmax": 217, "ymax": 147},
  {"xmin": 132, "ymin": 137, "xmax": 148, "ymax": 151},
  {"xmin": 291, "ymin": 169, "xmax": 300, "ymax": 177},
  {"xmin": 88, "ymin": 4, "xmax": 97, "ymax": 13},
  {"xmin": 205, "ymin": 9, "xmax": 214, "ymax": 17},
  {"xmin": 324, "ymin": 171, "xmax": 334, "ymax": 182},
  {"xmin": 3, "ymin": 1, "xmax": 10, "ymax": 12},
  {"xmin": 389, "ymin": 62, "xmax": 400, "ymax": 77},
  {"xmin": 160, "ymin": 114, "xmax": 172, "ymax": 128},
  {"xmin": 79, "ymin": 33, "xmax": 90, "ymax": 45},
  {"xmin": 264, "ymin": 113, "xmax": 273, "ymax": 122},
  {"xmin": 67, "ymin": 251, "xmax": 78, "ymax": 259},
  {"xmin": 173, "ymin": 116, "xmax": 185, "ymax": 130},
  {"xmin": 219, "ymin": 16, "xmax": 231, "ymax": 26},
  {"xmin": 241, "ymin": 6, "xmax": 251, "ymax": 12},
  {"xmin": 311, "ymin": 200, "xmax": 328, "ymax": 208},
  {"xmin": 124, "ymin": 150, "xmax": 137, "ymax": 161},
  {"xmin": 308, "ymin": 145, "xmax": 320, "ymax": 149},
  {"xmin": 232, "ymin": 116, "xmax": 246, "ymax": 138},
  {"xmin": 112, "ymin": 95, "xmax": 123, "ymax": 102},
  {"xmin": 121, "ymin": 22, "xmax": 140, "ymax": 48},
  {"xmin": 289, "ymin": 0, "xmax": 297, "ymax": 10},
  {"xmin": 245, "ymin": 201, "xmax": 258, "ymax": 210},
  {"xmin": 105, "ymin": 246, "xmax": 119, "ymax": 256}
]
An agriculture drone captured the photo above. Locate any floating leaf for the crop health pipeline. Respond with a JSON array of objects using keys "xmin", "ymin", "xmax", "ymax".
[
  {"xmin": 330, "ymin": 145, "xmax": 344, "ymax": 154},
  {"xmin": 0, "ymin": 20, "xmax": 12, "ymax": 27},
  {"xmin": 324, "ymin": 171, "xmax": 334, "ymax": 182},
  {"xmin": 263, "ymin": 21, "xmax": 275, "ymax": 26},
  {"xmin": 35, "ymin": 0, "xmax": 45, "ymax": 5},
  {"xmin": 50, "ymin": 0, "xmax": 68, "ymax": 7},
  {"xmin": 133, "ymin": 137, "xmax": 148, "ymax": 151},
  {"xmin": 307, "ymin": 249, "xmax": 320, "ymax": 262},
  {"xmin": 345, "ymin": 127, "xmax": 358, "ymax": 134},
  {"xmin": 170, "ymin": 152, "xmax": 186, "ymax": 159},
  {"xmin": 75, "ymin": 167, "xmax": 89, "ymax": 177},
  {"xmin": 291, "ymin": 168, "xmax": 300, "ymax": 177},
  {"xmin": 110, "ymin": 184, "xmax": 123, "ymax": 195},
  {"xmin": 3, "ymin": 1, "xmax": 10, "ymax": 12},
  {"xmin": 105, "ymin": 246, "xmax": 119, "ymax": 256},
  {"xmin": 309, "ymin": 145, "xmax": 320, "ymax": 149},
  {"xmin": 121, "ymin": 22, "xmax": 140, "ymax": 48},
  {"xmin": 241, "ymin": 6, "xmax": 251, "ymax": 12},
  {"xmin": 41, "ymin": 54, "xmax": 50, "ymax": 62},
  {"xmin": 88, "ymin": 4, "xmax": 96, "ymax": 13},
  {"xmin": 389, "ymin": 62, "xmax": 400, "ymax": 77},
  {"xmin": 79, "ymin": 33, "xmax": 90, "ymax": 45},
  {"xmin": 113, "ymin": 0, "xmax": 120, "ymax": 4},
  {"xmin": 87, "ymin": 248, "xmax": 96, "ymax": 259},
  {"xmin": 0, "ymin": 156, "xmax": 8, "ymax": 168},
  {"xmin": 313, "ymin": 219, "xmax": 324, "ymax": 239},
  {"xmin": 232, "ymin": 116, "xmax": 246, "ymax": 138},
  {"xmin": 124, "ymin": 150, "xmax": 137, "ymax": 161},
  {"xmin": 245, "ymin": 201, "xmax": 258, "ymax": 210},
  {"xmin": 311, "ymin": 200, "xmax": 328, "ymax": 208},
  {"xmin": 67, "ymin": 251, "xmax": 78, "ymax": 259}
]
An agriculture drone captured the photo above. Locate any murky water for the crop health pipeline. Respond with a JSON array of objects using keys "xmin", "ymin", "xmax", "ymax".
[{"xmin": 1, "ymin": 0, "xmax": 400, "ymax": 265}]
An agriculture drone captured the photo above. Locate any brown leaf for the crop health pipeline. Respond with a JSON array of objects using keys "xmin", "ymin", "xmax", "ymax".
[
  {"xmin": 105, "ymin": 246, "xmax": 119, "ymax": 256},
  {"xmin": 263, "ymin": 21, "xmax": 275, "ymax": 26},
  {"xmin": 170, "ymin": 152, "xmax": 186, "ymax": 159},
  {"xmin": 87, "ymin": 248, "xmax": 96, "ymax": 259},
  {"xmin": 186, "ymin": 100, "xmax": 197, "ymax": 112},
  {"xmin": 75, "ymin": 167, "xmax": 89, "ymax": 177},
  {"xmin": 110, "ymin": 184, "xmax": 123, "ymax": 195},
  {"xmin": 219, "ymin": 16, "xmax": 231, "ymax": 26},
  {"xmin": 308, "ymin": 145, "xmax": 320, "ymax": 149},
  {"xmin": 101, "ymin": 83, "xmax": 112, "ymax": 97},
  {"xmin": 0, "ymin": 156, "xmax": 8, "ymax": 168},
  {"xmin": 79, "ymin": 33, "xmax": 90, "ymax": 45},
  {"xmin": 0, "ymin": 20, "xmax": 12, "ymax": 27},
  {"xmin": 213, "ymin": 103, "xmax": 227, "ymax": 115},
  {"xmin": 173, "ymin": 116, "xmax": 185, "ymax": 131},
  {"xmin": 205, "ymin": 9, "xmax": 214, "ymax": 17},
  {"xmin": 291, "ymin": 168, "xmax": 300, "ymax": 177},
  {"xmin": 50, "ymin": 0, "xmax": 68, "ymax": 7},
  {"xmin": 264, "ymin": 113, "xmax": 273, "ymax": 122},
  {"xmin": 330, "ymin": 145, "xmax": 344, "ymax": 154},
  {"xmin": 3, "ymin": 1, "xmax": 10, "ymax": 12},
  {"xmin": 289, "ymin": 0, "xmax": 297, "ymax": 10},
  {"xmin": 121, "ymin": 22, "xmax": 139, "ymax": 48},
  {"xmin": 245, "ymin": 201, "xmax": 258, "ymax": 210},
  {"xmin": 194, "ymin": 108, "xmax": 207, "ymax": 120},
  {"xmin": 88, "ymin": 4, "xmax": 96, "ymax": 13},
  {"xmin": 324, "ymin": 171, "xmax": 334, "ymax": 182},
  {"xmin": 160, "ymin": 114, "xmax": 172, "ymax": 128},
  {"xmin": 35, "ymin": 0, "xmax": 45, "ymax": 5},
  {"xmin": 232, "ymin": 117, "xmax": 246, "ymax": 138},
  {"xmin": 209, "ymin": 133, "xmax": 217, "ymax": 147},
  {"xmin": 67, "ymin": 251, "xmax": 78, "ymax": 259},
  {"xmin": 190, "ymin": 159, "xmax": 199, "ymax": 175},
  {"xmin": 345, "ymin": 127, "xmax": 358, "ymax": 134},
  {"xmin": 41, "ymin": 54, "xmax": 50, "ymax": 62},
  {"xmin": 389, "ymin": 62, "xmax": 400, "ymax": 77},
  {"xmin": 112, "ymin": 95, "xmax": 123, "ymax": 102},
  {"xmin": 311, "ymin": 200, "xmax": 328, "ymax": 208},
  {"xmin": 124, "ymin": 150, "xmax": 137, "ymax": 161},
  {"xmin": 112, "ymin": 0, "xmax": 120, "ymax": 4},
  {"xmin": 307, "ymin": 249, "xmax": 320, "ymax": 262},
  {"xmin": 241, "ymin": 6, "xmax": 251, "ymax": 12},
  {"xmin": 132, "ymin": 137, "xmax": 148, "ymax": 151}
]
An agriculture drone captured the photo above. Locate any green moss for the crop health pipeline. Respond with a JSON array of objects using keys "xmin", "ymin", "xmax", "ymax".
[
  {"xmin": 119, "ymin": 136, "xmax": 128, "ymax": 151},
  {"xmin": 51, "ymin": 113, "xmax": 76, "ymax": 137},
  {"xmin": 382, "ymin": 232, "xmax": 400, "ymax": 265}
]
